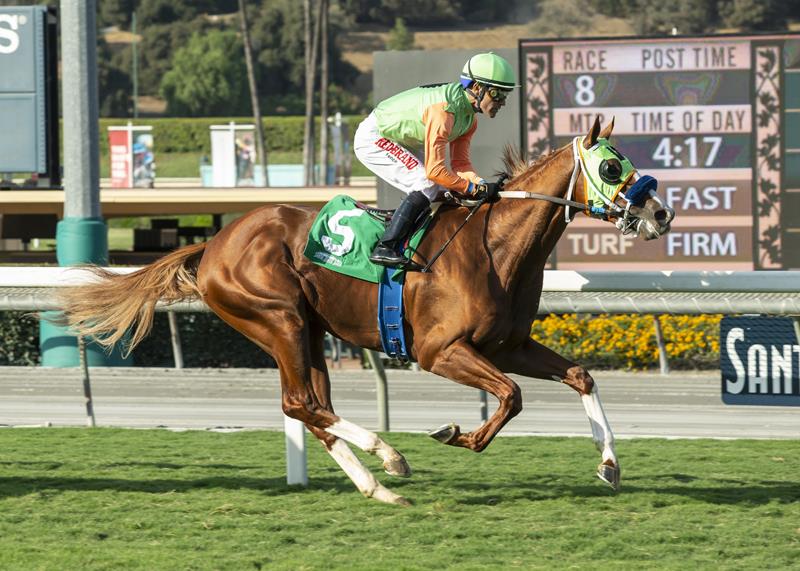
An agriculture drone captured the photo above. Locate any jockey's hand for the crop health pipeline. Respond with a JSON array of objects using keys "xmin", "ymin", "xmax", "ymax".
[{"xmin": 470, "ymin": 180, "xmax": 503, "ymax": 202}]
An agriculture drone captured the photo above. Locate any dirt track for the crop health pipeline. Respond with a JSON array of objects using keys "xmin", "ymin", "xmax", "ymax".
[{"xmin": 0, "ymin": 367, "xmax": 796, "ymax": 439}]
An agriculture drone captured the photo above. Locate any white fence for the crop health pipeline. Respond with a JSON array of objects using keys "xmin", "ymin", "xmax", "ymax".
[{"xmin": 4, "ymin": 267, "xmax": 800, "ymax": 314}]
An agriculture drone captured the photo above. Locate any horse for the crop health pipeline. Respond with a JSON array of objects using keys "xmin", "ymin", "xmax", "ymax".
[{"xmin": 57, "ymin": 118, "xmax": 674, "ymax": 505}]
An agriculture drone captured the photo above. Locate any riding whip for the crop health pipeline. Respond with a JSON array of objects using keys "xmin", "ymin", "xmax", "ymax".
[{"xmin": 420, "ymin": 196, "xmax": 487, "ymax": 273}]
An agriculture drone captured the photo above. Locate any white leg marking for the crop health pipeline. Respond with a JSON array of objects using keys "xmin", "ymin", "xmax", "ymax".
[
  {"xmin": 580, "ymin": 385, "xmax": 617, "ymax": 464},
  {"xmin": 326, "ymin": 439, "xmax": 408, "ymax": 505},
  {"xmin": 326, "ymin": 418, "xmax": 402, "ymax": 466}
]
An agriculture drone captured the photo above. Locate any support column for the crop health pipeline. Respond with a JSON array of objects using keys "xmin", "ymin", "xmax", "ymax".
[{"xmin": 41, "ymin": 1, "xmax": 129, "ymax": 366}]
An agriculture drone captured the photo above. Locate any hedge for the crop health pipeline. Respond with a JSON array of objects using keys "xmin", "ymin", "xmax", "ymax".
[
  {"xmin": 1, "ymin": 311, "xmax": 721, "ymax": 370},
  {"xmin": 0, "ymin": 312, "xmax": 276, "ymax": 368},
  {"xmin": 0, "ymin": 312, "xmax": 40, "ymax": 366},
  {"xmin": 98, "ymin": 116, "xmax": 365, "ymax": 156}
]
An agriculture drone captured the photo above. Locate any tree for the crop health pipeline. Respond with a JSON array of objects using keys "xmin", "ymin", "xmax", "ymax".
[
  {"xmin": 252, "ymin": 0, "xmax": 307, "ymax": 97},
  {"xmin": 247, "ymin": 0, "xmax": 359, "ymax": 114},
  {"xmin": 631, "ymin": 0, "xmax": 717, "ymax": 35},
  {"xmin": 303, "ymin": 0, "xmax": 324, "ymax": 185},
  {"xmin": 790, "ymin": 0, "xmax": 800, "ymax": 20},
  {"xmin": 340, "ymin": 0, "xmax": 460, "ymax": 25},
  {"xmin": 239, "ymin": 0, "xmax": 268, "ymax": 185},
  {"xmin": 159, "ymin": 30, "xmax": 249, "ymax": 116},
  {"xmin": 97, "ymin": 37, "xmax": 131, "ymax": 117},
  {"xmin": 98, "ymin": 0, "xmax": 135, "ymax": 29},
  {"xmin": 528, "ymin": 0, "xmax": 598, "ymax": 38},
  {"xmin": 137, "ymin": 20, "xmax": 210, "ymax": 97},
  {"xmin": 386, "ymin": 18, "xmax": 415, "ymax": 51},
  {"xmin": 587, "ymin": 0, "xmax": 638, "ymax": 16},
  {"xmin": 717, "ymin": 0, "xmax": 787, "ymax": 31},
  {"xmin": 319, "ymin": 0, "xmax": 330, "ymax": 184},
  {"xmin": 137, "ymin": 0, "xmax": 191, "ymax": 26}
]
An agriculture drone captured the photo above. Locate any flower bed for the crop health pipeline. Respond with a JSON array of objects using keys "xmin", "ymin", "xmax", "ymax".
[{"xmin": 530, "ymin": 314, "xmax": 722, "ymax": 370}]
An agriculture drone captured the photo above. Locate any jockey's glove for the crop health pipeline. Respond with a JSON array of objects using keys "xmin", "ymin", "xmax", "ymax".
[{"xmin": 471, "ymin": 180, "xmax": 503, "ymax": 202}]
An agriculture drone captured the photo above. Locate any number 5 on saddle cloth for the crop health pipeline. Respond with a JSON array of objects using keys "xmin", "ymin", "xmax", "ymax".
[{"xmin": 303, "ymin": 195, "xmax": 433, "ymax": 361}]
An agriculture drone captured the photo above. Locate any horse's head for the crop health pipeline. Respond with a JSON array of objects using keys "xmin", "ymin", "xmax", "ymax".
[{"xmin": 571, "ymin": 117, "xmax": 675, "ymax": 240}]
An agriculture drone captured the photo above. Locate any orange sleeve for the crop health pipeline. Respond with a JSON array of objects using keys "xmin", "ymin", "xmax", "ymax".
[
  {"xmin": 422, "ymin": 102, "xmax": 471, "ymax": 193},
  {"xmin": 450, "ymin": 119, "xmax": 482, "ymax": 184}
]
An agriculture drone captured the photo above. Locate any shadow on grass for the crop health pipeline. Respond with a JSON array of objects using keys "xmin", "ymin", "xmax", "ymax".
[
  {"xmin": 0, "ymin": 474, "xmax": 358, "ymax": 499},
  {"xmin": 0, "ymin": 461, "xmax": 64, "ymax": 469},
  {"xmin": 2, "ymin": 464, "xmax": 797, "ymax": 506},
  {"xmin": 101, "ymin": 461, "xmax": 259, "ymax": 471},
  {"xmin": 0, "ymin": 460, "xmax": 261, "ymax": 472},
  {"xmin": 449, "ymin": 476, "xmax": 800, "ymax": 506}
]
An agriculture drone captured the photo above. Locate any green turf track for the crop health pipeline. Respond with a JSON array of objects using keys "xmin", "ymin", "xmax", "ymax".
[{"xmin": 0, "ymin": 429, "xmax": 798, "ymax": 570}]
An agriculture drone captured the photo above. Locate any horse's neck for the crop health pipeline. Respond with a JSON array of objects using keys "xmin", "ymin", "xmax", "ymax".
[{"xmin": 488, "ymin": 149, "xmax": 574, "ymax": 289}]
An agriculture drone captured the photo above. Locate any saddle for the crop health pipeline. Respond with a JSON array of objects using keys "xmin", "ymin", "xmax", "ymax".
[
  {"xmin": 304, "ymin": 193, "xmax": 478, "ymax": 361},
  {"xmin": 303, "ymin": 193, "xmax": 475, "ymax": 283}
]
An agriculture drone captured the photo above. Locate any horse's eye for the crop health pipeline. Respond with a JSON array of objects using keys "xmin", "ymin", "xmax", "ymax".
[{"xmin": 600, "ymin": 159, "xmax": 623, "ymax": 184}]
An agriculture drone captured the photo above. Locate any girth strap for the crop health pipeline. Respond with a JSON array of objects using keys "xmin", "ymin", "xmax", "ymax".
[{"xmin": 377, "ymin": 267, "xmax": 411, "ymax": 362}]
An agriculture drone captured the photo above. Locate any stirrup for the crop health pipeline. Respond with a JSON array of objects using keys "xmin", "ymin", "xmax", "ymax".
[
  {"xmin": 370, "ymin": 253, "xmax": 405, "ymax": 266},
  {"xmin": 370, "ymin": 250, "xmax": 424, "ymax": 272}
]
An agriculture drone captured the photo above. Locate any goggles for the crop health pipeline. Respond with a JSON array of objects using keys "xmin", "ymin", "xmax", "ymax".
[{"xmin": 486, "ymin": 87, "xmax": 510, "ymax": 102}]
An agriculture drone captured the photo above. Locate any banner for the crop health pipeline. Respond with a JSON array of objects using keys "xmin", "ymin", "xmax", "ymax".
[
  {"xmin": 108, "ymin": 129, "xmax": 130, "ymax": 188},
  {"xmin": 108, "ymin": 124, "xmax": 155, "ymax": 188},
  {"xmin": 210, "ymin": 123, "xmax": 261, "ymax": 187}
]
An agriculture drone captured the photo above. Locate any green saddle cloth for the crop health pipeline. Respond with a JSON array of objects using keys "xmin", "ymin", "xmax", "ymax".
[{"xmin": 303, "ymin": 194, "xmax": 431, "ymax": 283}]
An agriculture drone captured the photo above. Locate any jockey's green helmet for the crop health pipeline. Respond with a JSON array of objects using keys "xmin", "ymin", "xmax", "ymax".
[{"xmin": 460, "ymin": 52, "xmax": 519, "ymax": 90}]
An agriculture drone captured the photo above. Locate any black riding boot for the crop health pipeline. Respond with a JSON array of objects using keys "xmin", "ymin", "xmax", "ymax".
[{"xmin": 369, "ymin": 191, "xmax": 431, "ymax": 267}]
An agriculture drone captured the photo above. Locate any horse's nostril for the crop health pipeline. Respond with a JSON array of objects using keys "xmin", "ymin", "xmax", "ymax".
[{"xmin": 654, "ymin": 209, "xmax": 669, "ymax": 224}]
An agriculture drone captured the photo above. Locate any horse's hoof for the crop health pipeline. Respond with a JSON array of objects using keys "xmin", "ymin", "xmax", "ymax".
[
  {"xmin": 384, "ymin": 455, "xmax": 412, "ymax": 478},
  {"xmin": 369, "ymin": 486, "xmax": 412, "ymax": 506},
  {"xmin": 597, "ymin": 463, "xmax": 620, "ymax": 491},
  {"xmin": 428, "ymin": 423, "xmax": 459, "ymax": 444},
  {"xmin": 393, "ymin": 495, "xmax": 413, "ymax": 507}
]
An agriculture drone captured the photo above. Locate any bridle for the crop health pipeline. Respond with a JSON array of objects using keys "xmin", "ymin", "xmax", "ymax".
[
  {"xmin": 415, "ymin": 139, "xmax": 661, "ymax": 272},
  {"xmin": 498, "ymin": 137, "xmax": 657, "ymax": 236}
]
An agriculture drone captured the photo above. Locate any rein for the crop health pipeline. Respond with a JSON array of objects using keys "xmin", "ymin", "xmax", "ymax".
[
  {"xmin": 420, "ymin": 197, "xmax": 486, "ymax": 273},
  {"xmin": 499, "ymin": 137, "xmax": 618, "ymax": 221},
  {"xmin": 498, "ymin": 190, "xmax": 608, "ymax": 218},
  {"xmin": 498, "ymin": 137, "xmax": 648, "ymax": 234}
]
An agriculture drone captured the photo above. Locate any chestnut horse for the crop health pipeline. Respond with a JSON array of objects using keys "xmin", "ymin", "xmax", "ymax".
[{"xmin": 59, "ymin": 118, "xmax": 674, "ymax": 505}]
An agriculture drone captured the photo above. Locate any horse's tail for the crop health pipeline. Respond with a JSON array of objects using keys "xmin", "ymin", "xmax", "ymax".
[{"xmin": 56, "ymin": 241, "xmax": 207, "ymax": 355}]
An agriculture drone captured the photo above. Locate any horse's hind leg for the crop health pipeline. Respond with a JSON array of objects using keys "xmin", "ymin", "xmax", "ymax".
[
  {"xmin": 303, "ymin": 325, "xmax": 412, "ymax": 505},
  {"xmin": 492, "ymin": 338, "xmax": 620, "ymax": 490},
  {"xmin": 208, "ymin": 296, "xmax": 410, "ymax": 504},
  {"xmin": 306, "ymin": 326, "xmax": 410, "ymax": 478}
]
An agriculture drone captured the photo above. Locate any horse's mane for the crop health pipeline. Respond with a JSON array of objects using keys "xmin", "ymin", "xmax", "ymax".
[{"xmin": 499, "ymin": 144, "xmax": 562, "ymax": 187}]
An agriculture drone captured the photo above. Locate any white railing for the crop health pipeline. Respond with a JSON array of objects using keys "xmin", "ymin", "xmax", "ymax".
[
  {"xmin": 5, "ymin": 267, "xmax": 800, "ymax": 313},
  {"xmin": 537, "ymin": 271, "xmax": 800, "ymax": 315}
]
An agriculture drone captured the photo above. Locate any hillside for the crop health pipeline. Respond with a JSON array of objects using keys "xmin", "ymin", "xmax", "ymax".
[{"xmin": 339, "ymin": 19, "xmax": 635, "ymax": 73}]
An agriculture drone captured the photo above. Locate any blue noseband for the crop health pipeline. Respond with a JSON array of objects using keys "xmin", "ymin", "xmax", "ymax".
[{"xmin": 624, "ymin": 175, "xmax": 657, "ymax": 207}]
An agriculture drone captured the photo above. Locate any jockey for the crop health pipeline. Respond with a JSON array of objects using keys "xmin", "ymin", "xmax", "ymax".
[{"xmin": 354, "ymin": 52, "xmax": 519, "ymax": 267}]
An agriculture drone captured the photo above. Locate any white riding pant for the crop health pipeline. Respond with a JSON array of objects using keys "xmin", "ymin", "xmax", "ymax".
[{"xmin": 354, "ymin": 112, "xmax": 445, "ymax": 202}]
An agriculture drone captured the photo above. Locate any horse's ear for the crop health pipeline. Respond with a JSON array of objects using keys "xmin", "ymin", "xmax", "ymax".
[
  {"xmin": 583, "ymin": 116, "xmax": 601, "ymax": 149},
  {"xmin": 598, "ymin": 116, "xmax": 615, "ymax": 140}
]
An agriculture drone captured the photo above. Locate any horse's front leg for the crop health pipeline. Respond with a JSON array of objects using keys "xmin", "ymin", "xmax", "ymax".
[
  {"xmin": 422, "ymin": 339, "xmax": 522, "ymax": 452},
  {"xmin": 492, "ymin": 337, "xmax": 620, "ymax": 491}
]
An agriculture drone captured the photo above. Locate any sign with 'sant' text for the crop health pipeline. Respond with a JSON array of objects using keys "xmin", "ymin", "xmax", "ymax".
[{"xmin": 720, "ymin": 316, "xmax": 800, "ymax": 406}]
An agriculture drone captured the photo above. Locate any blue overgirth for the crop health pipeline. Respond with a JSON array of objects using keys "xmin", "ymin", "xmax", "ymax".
[{"xmin": 377, "ymin": 267, "xmax": 411, "ymax": 362}]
